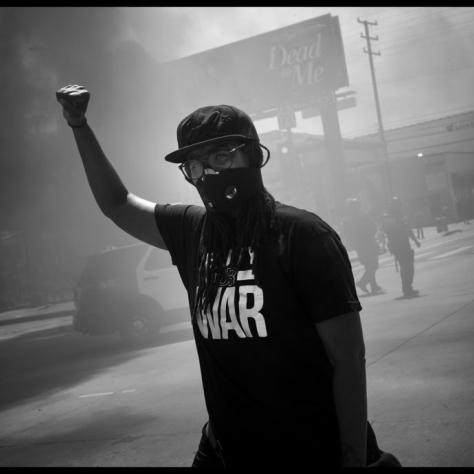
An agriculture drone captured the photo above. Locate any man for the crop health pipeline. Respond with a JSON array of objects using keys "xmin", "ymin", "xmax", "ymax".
[
  {"xmin": 56, "ymin": 84, "xmax": 397, "ymax": 467},
  {"xmin": 342, "ymin": 198, "xmax": 383, "ymax": 295},
  {"xmin": 383, "ymin": 197, "xmax": 421, "ymax": 298}
]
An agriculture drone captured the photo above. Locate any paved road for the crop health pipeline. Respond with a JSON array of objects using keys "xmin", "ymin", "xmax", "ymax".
[
  {"xmin": 0, "ymin": 224, "xmax": 473, "ymax": 466},
  {"xmin": 353, "ymin": 225, "xmax": 474, "ymax": 467}
]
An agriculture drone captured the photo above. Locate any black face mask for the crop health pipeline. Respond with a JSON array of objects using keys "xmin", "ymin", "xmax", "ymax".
[{"xmin": 195, "ymin": 168, "xmax": 264, "ymax": 214}]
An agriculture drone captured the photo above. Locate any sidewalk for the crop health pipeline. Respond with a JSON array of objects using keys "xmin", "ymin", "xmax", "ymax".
[
  {"xmin": 0, "ymin": 223, "xmax": 472, "ymax": 466},
  {"xmin": 347, "ymin": 221, "xmax": 471, "ymax": 265},
  {"xmin": 363, "ymin": 258, "xmax": 474, "ymax": 466},
  {"xmin": 0, "ymin": 300, "xmax": 75, "ymax": 326}
]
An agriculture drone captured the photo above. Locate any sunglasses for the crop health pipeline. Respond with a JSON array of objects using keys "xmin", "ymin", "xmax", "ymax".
[{"xmin": 179, "ymin": 143, "xmax": 247, "ymax": 182}]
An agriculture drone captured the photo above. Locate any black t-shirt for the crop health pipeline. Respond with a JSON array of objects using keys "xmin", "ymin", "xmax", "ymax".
[{"xmin": 154, "ymin": 202, "xmax": 362, "ymax": 466}]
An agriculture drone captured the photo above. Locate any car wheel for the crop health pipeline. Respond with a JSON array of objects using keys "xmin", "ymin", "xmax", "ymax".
[{"xmin": 118, "ymin": 312, "xmax": 160, "ymax": 345}]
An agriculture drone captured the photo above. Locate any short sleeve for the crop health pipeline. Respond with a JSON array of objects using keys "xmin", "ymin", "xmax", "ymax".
[
  {"xmin": 154, "ymin": 203, "xmax": 205, "ymax": 279},
  {"xmin": 291, "ymin": 222, "xmax": 362, "ymax": 324}
]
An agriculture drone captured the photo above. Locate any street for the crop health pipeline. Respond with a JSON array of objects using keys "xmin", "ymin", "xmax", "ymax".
[{"xmin": 0, "ymin": 224, "xmax": 473, "ymax": 466}]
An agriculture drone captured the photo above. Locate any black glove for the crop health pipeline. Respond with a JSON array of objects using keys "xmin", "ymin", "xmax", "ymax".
[{"xmin": 56, "ymin": 84, "xmax": 90, "ymax": 127}]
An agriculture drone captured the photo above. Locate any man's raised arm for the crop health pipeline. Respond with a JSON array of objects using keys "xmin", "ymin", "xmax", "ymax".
[{"xmin": 56, "ymin": 85, "xmax": 167, "ymax": 250}]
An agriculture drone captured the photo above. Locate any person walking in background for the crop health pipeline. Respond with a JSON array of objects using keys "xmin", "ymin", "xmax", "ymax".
[
  {"xmin": 342, "ymin": 198, "xmax": 383, "ymax": 296},
  {"xmin": 55, "ymin": 84, "xmax": 402, "ymax": 468},
  {"xmin": 458, "ymin": 195, "xmax": 471, "ymax": 225},
  {"xmin": 383, "ymin": 197, "xmax": 421, "ymax": 298},
  {"xmin": 412, "ymin": 209, "xmax": 425, "ymax": 240},
  {"xmin": 375, "ymin": 222, "xmax": 387, "ymax": 254}
]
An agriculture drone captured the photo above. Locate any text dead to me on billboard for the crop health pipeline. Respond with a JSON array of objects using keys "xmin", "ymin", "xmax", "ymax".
[{"xmin": 160, "ymin": 14, "xmax": 349, "ymax": 117}]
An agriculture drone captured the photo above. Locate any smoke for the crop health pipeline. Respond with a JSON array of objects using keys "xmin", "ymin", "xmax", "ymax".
[
  {"xmin": 0, "ymin": 6, "xmax": 202, "ymax": 296},
  {"xmin": 336, "ymin": 7, "xmax": 474, "ymax": 135},
  {"xmin": 0, "ymin": 7, "xmax": 193, "ymax": 229},
  {"xmin": 0, "ymin": 7, "xmax": 123, "ymax": 227},
  {"xmin": 376, "ymin": 9, "xmax": 474, "ymax": 125},
  {"xmin": 2, "ymin": 7, "xmax": 473, "ymax": 259}
]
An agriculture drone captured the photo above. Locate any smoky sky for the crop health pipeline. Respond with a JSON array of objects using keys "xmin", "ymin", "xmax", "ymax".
[
  {"xmin": 1, "ymin": 6, "xmax": 473, "ymax": 255},
  {"xmin": 338, "ymin": 7, "xmax": 474, "ymax": 134},
  {"xmin": 0, "ymin": 7, "xmax": 193, "ymax": 256}
]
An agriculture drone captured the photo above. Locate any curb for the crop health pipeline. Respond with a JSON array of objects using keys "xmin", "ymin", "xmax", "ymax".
[{"xmin": 0, "ymin": 310, "xmax": 74, "ymax": 327}]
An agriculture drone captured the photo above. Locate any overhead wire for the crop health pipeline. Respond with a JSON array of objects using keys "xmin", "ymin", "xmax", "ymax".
[{"xmin": 340, "ymin": 7, "xmax": 474, "ymax": 137}]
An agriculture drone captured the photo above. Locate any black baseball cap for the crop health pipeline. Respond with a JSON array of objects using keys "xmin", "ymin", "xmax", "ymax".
[{"xmin": 164, "ymin": 104, "xmax": 261, "ymax": 163}]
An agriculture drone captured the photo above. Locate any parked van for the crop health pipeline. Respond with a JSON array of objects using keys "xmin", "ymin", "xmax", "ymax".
[{"xmin": 73, "ymin": 243, "xmax": 189, "ymax": 344}]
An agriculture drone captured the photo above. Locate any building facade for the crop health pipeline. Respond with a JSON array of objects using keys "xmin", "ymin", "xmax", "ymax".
[{"xmin": 355, "ymin": 110, "xmax": 474, "ymax": 224}]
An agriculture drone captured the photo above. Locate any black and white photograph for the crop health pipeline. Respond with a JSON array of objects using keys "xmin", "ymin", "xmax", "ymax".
[{"xmin": 0, "ymin": 6, "xmax": 473, "ymax": 467}]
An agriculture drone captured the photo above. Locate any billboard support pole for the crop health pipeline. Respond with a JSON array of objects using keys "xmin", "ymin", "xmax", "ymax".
[{"xmin": 320, "ymin": 91, "xmax": 346, "ymax": 228}]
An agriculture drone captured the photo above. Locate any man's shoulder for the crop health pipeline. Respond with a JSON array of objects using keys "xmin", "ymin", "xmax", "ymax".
[
  {"xmin": 275, "ymin": 202, "xmax": 335, "ymax": 238},
  {"xmin": 155, "ymin": 202, "xmax": 206, "ymax": 220}
]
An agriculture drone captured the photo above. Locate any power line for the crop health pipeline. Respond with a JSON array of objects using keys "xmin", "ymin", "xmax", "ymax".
[
  {"xmin": 339, "ymin": 7, "xmax": 474, "ymax": 42},
  {"xmin": 339, "ymin": 6, "xmax": 455, "ymax": 34},
  {"xmin": 374, "ymin": 63, "xmax": 474, "ymax": 86},
  {"xmin": 340, "ymin": 9, "xmax": 474, "ymax": 55},
  {"xmin": 346, "ymin": 19, "xmax": 474, "ymax": 60},
  {"xmin": 379, "ymin": 25, "xmax": 474, "ymax": 55}
]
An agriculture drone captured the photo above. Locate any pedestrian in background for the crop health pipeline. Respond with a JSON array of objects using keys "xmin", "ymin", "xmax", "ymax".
[
  {"xmin": 375, "ymin": 222, "xmax": 387, "ymax": 254},
  {"xmin": 55, "ymin": 84, "xmax": 402, "ymax": 468},
  {"xmin": 383, "ymin": 197, "xmax": 421, "ymax": 298},
  {"xmin": 412, "ymin": 209, "xmax": 425, "ymax": 240},
  {"xmin": 458, "ymin": 195, "xmax": 471, "ymax": 225},
  {"xmin": 342, "ymin": 198, "xmax": 383, "ymax": 295}
]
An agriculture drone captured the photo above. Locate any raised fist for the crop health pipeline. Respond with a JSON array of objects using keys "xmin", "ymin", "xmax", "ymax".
[{"xmin": 56, "ymin": 84, "xmax": 90, "ymax": 127}]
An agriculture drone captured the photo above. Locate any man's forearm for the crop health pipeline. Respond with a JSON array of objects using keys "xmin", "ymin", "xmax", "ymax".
[
  {"xmin": 332, "ymin": 358, "xmax": 367, "ymax": 466},
  {"xmin": 72, "ymin": 124, "xmax": 128, "ymax": 217}
]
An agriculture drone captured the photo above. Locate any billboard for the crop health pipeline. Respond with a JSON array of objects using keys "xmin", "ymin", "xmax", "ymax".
[{"xmin": 160, "ymin": 14, "xmax": 349, "ymax": 117}]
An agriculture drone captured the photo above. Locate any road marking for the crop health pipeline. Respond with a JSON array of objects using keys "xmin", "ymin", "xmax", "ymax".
[
  {"xmin": 160, "ymin": 321, "xmax": 191, "ymax": 333},
  {"xmin": 414, "ymin": 250, "xmax": 438, "ymax": 259},
  {"xmin": 350, "ymin": 230, "xmax": 474, "ymax": 267},
  {"xmin": 79, "ymin": 392, "xmax": 114, "ymax": 398},
  {"xmin": 0, "ymin": 318, "xmax": 72, "ymax": 342},
  {"xmin": 432, "ymin": 245, "xmax": 473, "ymax": 259},
  {"xmin": 79, "ymin": 389, "xmax": 137, "ymax": 398},
  {"xmin": 352, "ymin": 243, "xmax": 471, "ymax": 271}
]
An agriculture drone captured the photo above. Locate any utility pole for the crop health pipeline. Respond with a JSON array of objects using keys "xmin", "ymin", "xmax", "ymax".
[{"xmin": 358, "ymin": 17, "xmax": 394, "ymax": 205}]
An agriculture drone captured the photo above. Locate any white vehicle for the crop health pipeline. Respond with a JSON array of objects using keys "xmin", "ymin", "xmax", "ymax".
[{"xmin": 73, "ymin": 243, "xmax": 189, "ymax": 344}]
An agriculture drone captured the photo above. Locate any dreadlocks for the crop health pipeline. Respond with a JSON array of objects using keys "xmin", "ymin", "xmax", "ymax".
[{"xmin": 196, "ymin": 185, "xmax": 278, "ymax": 316}]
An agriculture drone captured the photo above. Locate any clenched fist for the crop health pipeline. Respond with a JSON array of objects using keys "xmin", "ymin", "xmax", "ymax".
[{"xmin": 56, "ymin": 84, "xmax": 90, "ymax": 127}]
